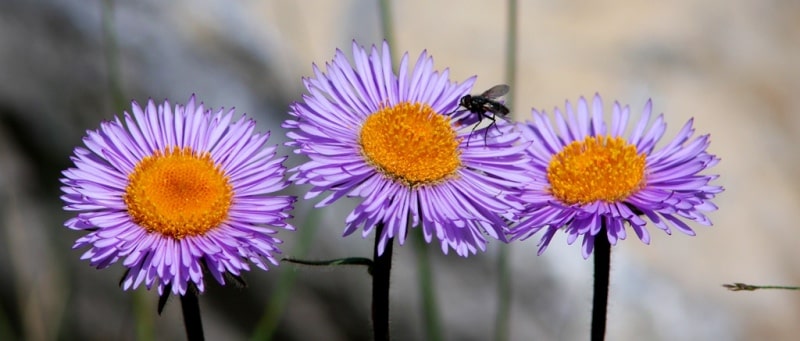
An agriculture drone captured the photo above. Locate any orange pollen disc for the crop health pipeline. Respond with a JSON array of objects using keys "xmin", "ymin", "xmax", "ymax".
[
  {"xmin": 124, "ymin": 146, "xmax": 233, "ymax": 239},
  {"xmin": 547, "ymin": 135, "xmax": 646, "ymax": 205},
  {"xmin": 359, "ymin": 102, "xmax": 461, "ymax": 187}
]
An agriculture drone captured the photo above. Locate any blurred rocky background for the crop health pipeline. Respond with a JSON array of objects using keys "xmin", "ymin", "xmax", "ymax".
[{"xmin": 1, "ymin": 0, "xmax": 798, "ymax": 340}]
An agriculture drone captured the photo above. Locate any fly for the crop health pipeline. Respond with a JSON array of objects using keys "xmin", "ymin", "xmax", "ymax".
[{"xmin": 458, "ymin": 84, "xmax": 510, "ymax": 146}]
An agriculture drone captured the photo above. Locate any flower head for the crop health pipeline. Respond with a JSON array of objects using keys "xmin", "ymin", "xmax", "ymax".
[
  {"xmin": 285, "ymin": 41, "xmax": 531, "ymax": 257},
  {"xmin": 61, "ymin": 96, "xmax": 295, "ymax": 295},
  {"xmin": 510, "ymin": 94, "xmax": 722, "ymax": 258}
]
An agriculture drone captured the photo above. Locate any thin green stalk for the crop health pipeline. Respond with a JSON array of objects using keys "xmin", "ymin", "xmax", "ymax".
[
  {"xmin": 378, "ymin": 0, "xmax": 395, "ymax": 48},
  {"xmin": 723, "ymin": 283, "xmax": 800, "ymax": 291},
  {"xmin": 503, "ymin": 0, "xmax": 518, "ymax": 109},
  {"xmin": 101, "ymin": 0, "xmax": 124, "ymax": 111},
  {"xmin": 132, "ymin": 290, "xmax": 154, "ymax": 341},
  {"xmin": 494, "ymin": 1, "xmax": 517, "ymax": 340},
  {"xmin": 283, "ymin": 257, "xmax": 372, "ymax": 268},
  {"xmin": 250, "ymin": 209, "xmax": 321, "ymax": 340},
  {"xmin": 413, "ymin": 232, "xmax": 443, "ymax": 341},
  {"xmin": 493, "ymin": 246, "xmax": 511, "ymax": 341}
]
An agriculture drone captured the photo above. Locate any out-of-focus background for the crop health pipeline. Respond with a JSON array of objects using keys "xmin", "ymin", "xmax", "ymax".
[{"xmin": 1, "ymin": 0, "xmax": 798, "ymax": 340}]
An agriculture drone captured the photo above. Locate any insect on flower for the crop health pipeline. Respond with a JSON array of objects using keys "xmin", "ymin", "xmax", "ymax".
[
  {"xmin": 459, "ymin": 84, "xmax": 511, "ymax": 145},
  {"xmin": 285, "ymin": 42, "xmax": 533, "ymax": 257}
]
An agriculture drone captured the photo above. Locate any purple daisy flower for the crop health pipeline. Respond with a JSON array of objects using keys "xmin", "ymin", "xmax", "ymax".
[
  {"xmin": 510, "ymin": 94, "xmax": 722, "ymax": 258},
  {"xmin": 284, "ymin": 41, "xmax": 531, "ymax": 257},
  {"xmin": 60, "ymin": 96, "xmax": 295, "ymax": 295}
]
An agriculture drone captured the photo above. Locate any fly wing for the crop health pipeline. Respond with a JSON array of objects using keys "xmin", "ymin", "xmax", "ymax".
[{"xmin": 480, "ymin": 84, "xmax": 510, "ymax": 99}]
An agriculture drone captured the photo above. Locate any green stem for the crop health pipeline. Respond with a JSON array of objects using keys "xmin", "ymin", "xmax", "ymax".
[
  {"xmin": 133, "ymin": 290, "xmax": 154, "ymax": 341},
  {"xmin": 101, "ymin": 0, "xmax": 124, "ymax": 110},
  {"xmin": 723, "ymin": 283, "xmax": 800, "ymax": 291},
  {"xmin": 378, "ymin": 0, "xmax": 395, "ymax": 46},
  {"xmin": 413, "ymin": 231, "xmax": 443, "ymax": 341},
  {"xmin": 493, "ymin": 247, "xmax": 511, "ymax": 341},
  {"xmin": 503, "ymin": 0, "xmax": 518, "ymax": 108},
  {"xmin": 494, "ymin": 1, "xmax": 517, "ymax": 340},
  {"xmin": 283, "ymin": 257, "xmax": 373, "ymax": 269}
]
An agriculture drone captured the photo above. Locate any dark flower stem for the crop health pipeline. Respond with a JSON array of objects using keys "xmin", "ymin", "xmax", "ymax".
[
  {"xmin": 372, "ymin": 222, "xmax": 393, "ymax": 341},
  {"xmin": 591, "ymin": 223, "xmax": 610, "ymax": 341},
  {"xmin": 180, "ymin": 287, "xmax": 205, "ymax": 341}
]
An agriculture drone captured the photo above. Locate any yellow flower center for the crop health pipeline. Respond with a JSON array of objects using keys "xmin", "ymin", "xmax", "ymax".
[
  {"xmin": 124, "ymin": 146, "xmax": 233, "ymax": 239},
  {"xmin": 547, "ymin": 136, "xmax": 646, "ymax": 205},
  {"xmin": 359, "ymin": 102, "xmax": 461, "ymax": 187}
]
